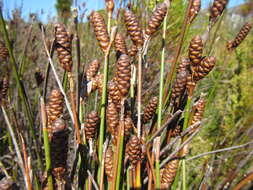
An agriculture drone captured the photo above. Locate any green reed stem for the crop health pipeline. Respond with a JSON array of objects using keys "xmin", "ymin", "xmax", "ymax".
[
  {"xmin": 0, "ymin": 9, "xmax": 43, "ymax": 170},
  {"xmin": 97, "ymin": 54, "xmax": 109, "ymax": 184},
  {"xmin": 181, "ymin": 96, "xmax": 192, "ymax": 190},
  {"xmin": 155, "ymin": 9, "xmax": 169, "ymax": 189},
  {"xmin": 40, "ymin": 98, "xmax": 54, "ymax": 190}
]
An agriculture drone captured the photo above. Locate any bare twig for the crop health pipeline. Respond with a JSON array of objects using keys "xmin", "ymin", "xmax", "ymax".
[
  {"xmin": 87, "ymin": 170, "xmax": 99, "ymax": 190},
  {"xmin": 1, "ymin": 105, "xmax": 26, "ymax": 187},
  {"xmin": 40, "ymin": 25, "xmax": 74, "ymax": 123},
  {"xmin": 146, "ymin": 110, "xmax": 182, "ymax": 145},
  {"xmin": 187, "ymin": 140, "xmax": 253, "ymax": 161}
]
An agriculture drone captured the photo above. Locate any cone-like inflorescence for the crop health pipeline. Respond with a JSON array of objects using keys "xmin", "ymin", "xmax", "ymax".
[
  {"xmin": 105, "ymin": 0, "xmax": 114, "ymax": 13},
  {"xmin": 227, "ymin": 23, "xmax": 252, "ymax": 50},
  {"xmin": 177, "ymin": 58, "xmax": 191, "ymax": 73},
  {"xmin": 188, "ymin": 0, "xmax": 201, "ymax": 24},
  {"xmin": 55, "ymin": 24, "xmax": 73, "ymax": 72},
  {"xmin": 91, "ymin": 74, "xmax": 103, "ymax": 95},
  {"xmin": 145, "ymin": 3, "xmax": 167, "ymax": 37},
  {"xmin": 209, "ymin": 0, "xmax": 228, "ymax": 25},
  {"xmin": 106, "ymin": 102, "xmax": 119, "ymax": 135},
  {"xmin": 126, "ymin": 135, "xmax": 141, "ymax": 166},
  {"xmin": 191, "ymin": 96, "xmax": 205, "ymax": 127},
  {"xmin": 34, "ymin": 68, "xmax": 44, "ymax": 86},
  {"xmin": 161, "ymin": 158, "xmax": 179, "ymax": 189},
  {"xmin": 0, "ymin": 41, "xmax": 9, "ymax": 61},
  {"xmin": 193, "ymin": 56, "xmax": 216, "ymax": 81},
  {"xmin": 89, "ymin": 11, "xmax": 110, "ymax": 53},
  {"xmin": 51, "ymin": 118, "xmax": 69, "ymax": 181},
  {"xmin": 171, "ymin": 125, "xmax": 182, "ymax": 137},
  {"xmin": 189, "ymin": 35, "xmax": 203, "ymax": 66},
  {"xmin": 47, "ymin": 89, "xmax": 64, "ymax": 139},
  {"xmin": 142, "ymin": 96, "xmax": 158, "ymax": 124},
  {"xmin": 115, "ymin": 33, "xmax": 128, "ymax": 56},
  {"xmin": 85, "ymin": 111, "xmax": 100, "ymax": 140},
  {"xmin": 128, "ymin": 44, "xmax": 138, "ymax": 57},
  {"xmin": 86, "ymin": 60, "xmax": 100, "ymax": 81},
  {"xmin": 124, "ymin": 9, "xmax": 144, "ymax": 48},
  {"xmin": 124, "ymin": 116, "xmax": 134, "ymax": 137},
  {"xmin": 170, "ymin": 68, "xmax": 188, "ymax": 107},
  {"xmin": 116, "ymin": 54, "xmax": 131, "ymax": 97},
  {"xmin": 108, "ymin": 80, "xmax": 121, "ymax": 109},
  {"xmin": 0, "ymin": 76, "xmax": 9, "ymax": 103},
  {"xmin": 105, "ymin": 146, "xmax": 114, "ymax": 181},
  {"xmin": 186, "ymin": 75, "xmax": 196, "ymax": 96}
]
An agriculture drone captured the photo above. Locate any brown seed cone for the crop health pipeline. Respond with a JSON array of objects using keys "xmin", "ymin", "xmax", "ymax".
[
  {"xmin": 161, "ymin": 158, "xmax": 179, "ymax": 189},
  {"xmin": 34, "ymin": 68, "xmax": 44, "ymax": 86},
  {"xmin": 91, "ymin": 74, "xmax": 103, "ymax": 95},
  {"xmin": 186, "ymin": 75, "xmax": 196, "ymax": 96},
  {"xmin": 105, "ymin": 146, "xmax": 114, "ymax": 181},
  {"xmin": 191, "ymin": 96, "xmax": 205, "ymax": 126},
  {"xmin": 47, "ymin": 89, "xmax": 64, "ymax": 122},
  {"xmin": 124, "ymin": 116, "xmax": 134, "ymax": 136},
  {"xmin": 85, "ymin": 111, "xmax": 100, "ymax": 140},
  {"xmin": 124, "ymin": 9, "xmax": 144, "ymax": 47},
  {"xmin": 108, "ymin": 80, "xmax": 121, "ymax": 109},
  {"xmin": 126, "ymin": 135, "xmax": 141, "ymax": 166},
  {"xmin": 171, "ymin": 125, "xmax": 182, "ymax": 137},
  {"xmin": 0, "ymin": 41, "xmax": 9, "ymax": 61},
  {"xmin": 0, "ymin": 76, "xmax": 9, "ymax": 103},
  {"xmin": 0, "ymin": 177, "xmax": 14, "ymax": 190},
  {"xmin": 128, "ymin": 44, "xmax": 138, "ymax": 57},
  {"xmin": 89, "ymin": 11, "xmax": 110, "ymax": 53},
  {"xmin": 106, "ymin": 102, "xmax": 119, "ymax": 135},
  {"xmin": 115, "ymin": 33, "xmax": 128, "ymax": 55},
  {"xmin": 170, "ymin": 70, "xmax": 188, "ymax": 107},
  {"xmin": 142, "ymin": 96, "xmax": 158, "ymax": 124},
  {"xmin": 86, "ymin": 60, "xmax": 100, "ymax": 81},
  {"xmin": 50, "ymin": 118, "xmax": 69, "ymax": 181},
  {"xmin": 177, "ymin": 58, "xmax": 191, "ymax": 74},
  {"xmin": 209, "ymin": 0, "xmax": 228, "ymax": 25},
  {"xmin": 105, "ymin": 0, "xmax": 115, "ymax": 13},
  {"xmin": 146, "ymin": 3, "xmax": 167, "ymax": 37},
  {"xmin": 116, "ymin": 54, "xmax": 131, "ymax": 97},
  {"xmin": 55, "ymin": 24, "xmax": 73, "ymax": 72},
  {"xmin": 193, "ymin": 56, "xmax": 216, "ymax": 81},
  {"xmin": 227, "ymin": 23, "xmax": 252, "ymax": 50},
  {"xmin": 189, "ymin": 0, "xmax": 201, "ymax": 24},
  {"xmin": 189, "ymin": 35, "xmax": 203, "ymax": 66}
]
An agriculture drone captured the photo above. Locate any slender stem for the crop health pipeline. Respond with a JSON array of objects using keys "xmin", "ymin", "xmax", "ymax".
[
  {"xmin": 182, "ymin": 159, "xmax": 186, "ymax": 190},
  {"xmin": 232, "ymin": 172, "xmax": 253, "ymax": 190},
  {"xmin": 1, "ymin": 105, "xmax": 26, "ymax": 187},
  {"xmin": 137, "ymin": 49, "xmax": 142, "ymax": 138},
  {"xmin": 98, "ymin": 54, "xmax": 109, "ymax": 183},
  {"xmin": 155, "ymin": 8, "xmax": 169, "ymax": 189},
  {"xmin": 163, "ymin": 0, "xmax": 193, "ymax": 103},
  {"xmin": 40, "ymin": 98, "xmax": 54, "ymax": 190},
  {"xmin": 0, "ymin": 7, "xmax": 43, "ymax": 169},
  {"xmin": 68, "ymin": 73, "xmax": 81, "ymax": 144}
]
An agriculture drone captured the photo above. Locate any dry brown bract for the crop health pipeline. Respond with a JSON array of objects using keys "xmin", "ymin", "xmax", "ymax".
[
  {"xmin": 55, "ymin": 24, "xmax": 73, "ymax": 72},
  {"xmin": 89, "ymin": 11, "xmax": 110, "ymax": 53}
]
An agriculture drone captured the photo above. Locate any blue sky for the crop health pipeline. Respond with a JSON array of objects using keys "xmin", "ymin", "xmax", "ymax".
[{"xmin": 3, "ymin": 0, "xmax": 246, "ymax": 22}]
